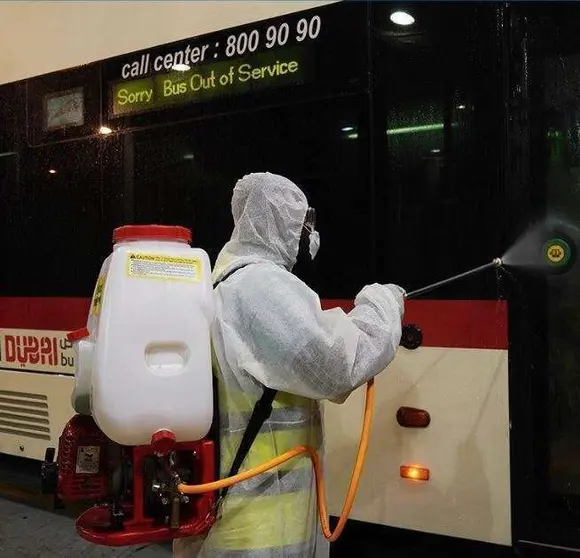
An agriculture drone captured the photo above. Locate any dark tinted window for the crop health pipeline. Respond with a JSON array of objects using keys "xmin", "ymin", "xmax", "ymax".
[
  {"xmin": 19, "ymin": 137, "xmax": 124, "ymax": 296},
  {"xmin": 372, "ymin": 3, "xmax": 506, "ymax": 298},
  {"xmin": 131, "ymin": 95, "xmax": 370, "ymax": 298},
  {"xmin": 0, "ymin": 82, "xmax": 28, "ymax": 294}
]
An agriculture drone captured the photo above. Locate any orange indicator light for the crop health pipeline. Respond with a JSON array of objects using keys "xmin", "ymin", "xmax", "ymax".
[{"xmin": 400, "ymin": 465, "xmax": 430, "ymax": 481}]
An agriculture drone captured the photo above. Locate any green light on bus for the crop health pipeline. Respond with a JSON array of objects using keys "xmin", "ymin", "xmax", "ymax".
[{"xmin": 386, "ymin": 123, "xmax": 445, "ymax": 136}]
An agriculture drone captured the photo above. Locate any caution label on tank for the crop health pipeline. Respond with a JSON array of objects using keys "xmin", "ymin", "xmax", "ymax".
[
  {"xmin": 126, "ymin": 253, "xmax": 202, "ymax": 282},
  {"xmin": 76, "ymin": 446, "xmax": 100, "ymax": 474}
]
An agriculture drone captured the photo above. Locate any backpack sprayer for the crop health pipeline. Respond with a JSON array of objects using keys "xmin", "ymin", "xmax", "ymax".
[{"xmin": 41, "ymin": 221, "xmax": 572, "ymax": 547}]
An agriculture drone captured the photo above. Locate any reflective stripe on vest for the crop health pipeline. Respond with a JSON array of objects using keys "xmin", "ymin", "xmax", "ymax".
[
  {"xmin": 221, "ymin": 426, "xmax": 314, "ymax": 477},
  {"xmin": 213, "ymin": 490, "xmax": 316, "ymax": 551},
  {"xmin": 224, "ymin": 461, "xmax": 314, "ymax": 497},
  {"xmin": 219, "ymin": 406, "xmax": 321, "ymax": 434}
]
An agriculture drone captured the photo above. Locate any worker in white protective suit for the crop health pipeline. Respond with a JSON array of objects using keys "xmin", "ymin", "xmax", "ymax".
[{"xmin": 173, "ymin": 172, "xmax": 405, "ymax": 558}]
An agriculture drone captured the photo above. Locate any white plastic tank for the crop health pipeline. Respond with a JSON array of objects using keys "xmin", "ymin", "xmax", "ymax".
[{"xmin": 89, "ymin": 224, "xmax": 215, "ymax": 447}]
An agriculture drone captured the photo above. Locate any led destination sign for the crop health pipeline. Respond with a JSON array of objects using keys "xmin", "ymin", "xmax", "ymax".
[
  {"xmin": 111, "ymin": 47, "xmax": 310, "ymax": 117},
  {"xmin": 105, "ymin": 5, "xmax": 368, "ymax": 118}
]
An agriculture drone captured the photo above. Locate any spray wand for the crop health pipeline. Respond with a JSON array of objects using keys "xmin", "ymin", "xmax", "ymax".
[{"xmin": 405, "ymin": 257, "xmax": 503, "ymax": 299}]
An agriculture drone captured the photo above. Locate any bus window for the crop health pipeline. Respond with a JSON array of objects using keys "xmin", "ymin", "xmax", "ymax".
[
  {"xmin": 372, "ymin": 3, "xmax": 505, "ymax": 298},
  {"xmin": 21, "ymin": 137, "xmax": 124, "ymax": 296},
  {"xmin": 130, "ymin": 94, "xmax": 371, "ymax": 298},
  {"xmin": 0, "ymin": 82, "xmax": 27, "ymax": 295}
]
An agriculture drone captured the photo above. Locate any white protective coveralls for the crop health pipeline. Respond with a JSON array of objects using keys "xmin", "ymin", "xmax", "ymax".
[{"xmin": 173, "ymin": 172, "xmax": 404, "ymax": 558}]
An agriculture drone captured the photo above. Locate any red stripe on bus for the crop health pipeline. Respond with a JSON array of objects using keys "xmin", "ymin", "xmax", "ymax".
[
  {"xmin": 322, "ymin": 299, "xmax": 508, "ymax": 350},
  {"xmin": 0, "ymin": 297, "xmax": 91, "ymax": 331},
  {"xmin": 0, "ymin": 297, "xmax": 507, "ymax": 350}
]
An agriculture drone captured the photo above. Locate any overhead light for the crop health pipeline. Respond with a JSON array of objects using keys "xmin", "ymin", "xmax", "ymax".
[
  {"xmin": 390, "ymin": 11, "xmax": 415, "ymax": 26},
  {"xmin": 173, "ymin": 63, "xmax": 191, "ymax": 72},
  {"xmin": 430, "ymin": 149, "xmax": 441, "ymax": 154},
  {"xmin": 457, "ymin": 104, "xmax": 466, "ymax": 110},
  {"xmin": 341, "ymin": 126, "xmax": 354, "ymax": 132},
  {"xmin": 48, "ymin": 169, "xmax": 57, "ymax": 174},
  {"xmin": 346, "ymin": 132, "xmax": 358, "ymax": 140},
  {"xmin": 183, "ymin": 153, "xmax": 194, "ymax": 160},
  {"xmin": 99, "ymin": 126, "xmax": 113, "ymax": 135}
]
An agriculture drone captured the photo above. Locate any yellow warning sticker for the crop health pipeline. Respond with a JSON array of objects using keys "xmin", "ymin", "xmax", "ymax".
[
  {"xmin": 90, "ymin": 275, "xmax": 106, "ymax": 315},
  {"xmin": 126, "ymin": 253, "xmax": 202, "ymax": 282}
]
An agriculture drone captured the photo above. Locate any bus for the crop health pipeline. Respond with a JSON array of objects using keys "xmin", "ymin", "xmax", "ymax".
[{"xmin": 0, "ymin": 1, "xmax": 577, "ymax": 556}]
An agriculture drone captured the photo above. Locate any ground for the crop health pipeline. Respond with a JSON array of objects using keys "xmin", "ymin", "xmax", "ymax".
[{"xmin": 0, "ymin": 497, "xmax": 172, "ymax": 557}]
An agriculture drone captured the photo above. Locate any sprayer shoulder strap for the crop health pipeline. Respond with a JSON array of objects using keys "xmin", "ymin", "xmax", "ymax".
[{"xmin": 213, "ymin": 265, "xmax": 278, "ymax": 501}]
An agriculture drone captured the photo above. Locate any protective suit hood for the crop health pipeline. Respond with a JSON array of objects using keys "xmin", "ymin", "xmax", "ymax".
[{"xmin": 212, "ymin": 172, "xmax": 308, "ymax": 282}]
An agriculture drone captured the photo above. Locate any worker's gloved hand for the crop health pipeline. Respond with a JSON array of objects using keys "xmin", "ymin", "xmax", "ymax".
[{"xmin": 383, "ymin": 284, "xmax": 405, "ymax": 315}]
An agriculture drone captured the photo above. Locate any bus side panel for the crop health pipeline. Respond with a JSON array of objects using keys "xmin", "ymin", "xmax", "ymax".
[
  {"xmin": 324, "ymin": 300, "xmax": 511, "ymax": 546},
  {"xmin": 0, "ymin": 370, "xmax": 74, "ymax": 461}
]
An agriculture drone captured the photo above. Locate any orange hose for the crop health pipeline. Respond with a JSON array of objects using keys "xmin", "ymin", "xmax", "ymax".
[{"xmin": 177, "ymin": 378, "xmax": 375, "ymax": 542}]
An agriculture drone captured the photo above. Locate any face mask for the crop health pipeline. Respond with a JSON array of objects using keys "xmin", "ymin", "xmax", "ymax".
[{"xmin": 309, "ymin": 230, "xmax": 320, "ymax": 259}]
